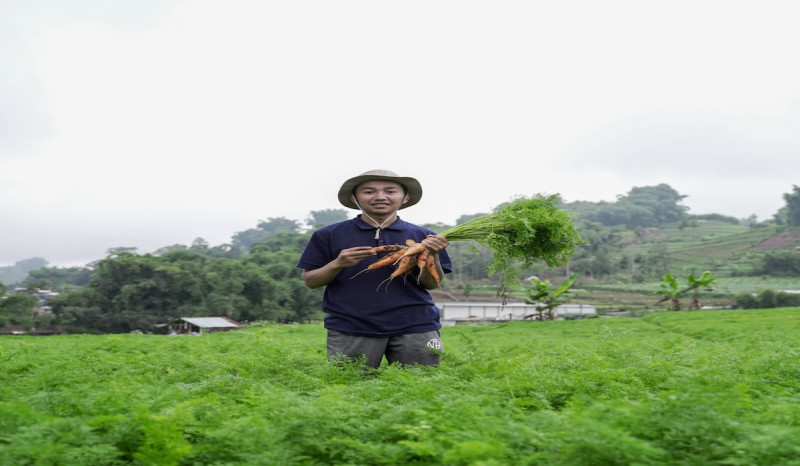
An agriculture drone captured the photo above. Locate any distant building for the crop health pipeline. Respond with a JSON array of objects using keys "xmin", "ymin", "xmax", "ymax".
[
  {"xmin": 0, "ymin": 324, "xmax": 65, "ymax": 336},
  {"xmin": 11, "ymin": 287, "xmax": 59, "ymax": 315},
  {"xmin": 165, "ymin": 317, "xmax": 243, "ymax": 335},
  {"xmin": 437, "ymin": 301, "xmax": 597, "ymax": 323},
  {"xmin": 0, "ymin": 325, "xmax": 29, "ymax": 335}
]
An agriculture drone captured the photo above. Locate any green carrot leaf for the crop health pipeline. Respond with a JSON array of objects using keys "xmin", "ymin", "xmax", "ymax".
[{"xmin": 439, "ymin": 194, "xmax": 582, "ymax": 296}]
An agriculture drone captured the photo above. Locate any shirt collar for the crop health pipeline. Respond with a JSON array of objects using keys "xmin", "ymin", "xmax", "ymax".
[{"xmin": 353, "ymin": 215, "xmax": 405, "ymax": 231}]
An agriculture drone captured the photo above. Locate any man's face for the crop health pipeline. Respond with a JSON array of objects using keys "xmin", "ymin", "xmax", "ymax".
[{"xmin": 353, "ymin": 180, "xmax": 408, "ymax": 215}]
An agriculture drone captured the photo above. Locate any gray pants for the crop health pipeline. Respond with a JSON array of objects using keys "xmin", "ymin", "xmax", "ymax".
[{"xmin": 327, "ymin": 329, "xmax": 443, "ymax": 368}]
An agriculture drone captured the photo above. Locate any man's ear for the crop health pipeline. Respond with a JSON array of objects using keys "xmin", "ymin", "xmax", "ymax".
[{"xmin": 403, "ymin": 194, "xmax": 410, "ymax": 204}]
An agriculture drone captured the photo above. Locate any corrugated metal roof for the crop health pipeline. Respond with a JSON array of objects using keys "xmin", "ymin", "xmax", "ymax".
[{"xmin": 179, "ymin": 317, "xmax": 241, "ymax": 328}]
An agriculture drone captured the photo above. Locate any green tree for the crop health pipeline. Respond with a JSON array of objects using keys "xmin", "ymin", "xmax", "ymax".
[
  {"xmin": 0, "ymin": 293, "xmax": 37, "ymax": 329},
  {"xmin": 758, "ymin": 288, "xmax": 778, "ymax": 309},
  {"xmin": 563, "ymin": 184, "xmax": 688, "ymax": 229},
  {"xmin": 523, "ymin": 276, "xmax": 577, "ymax": 321},
  {"xmin": 756, "ymin": 250, "xmax": 800, "ymax": 276},
  {"xmin": 306, "ymin": 209, "xmax": 349, "ymax": 228},
  {"xmin": 25, "ymin": 266, "xmax": 91, "ymax": 291},
  {"xmin": 621, "ymin": 184, "xmax": 689, "ymax": 226},
  {"xmin": 232, "ymin": 217, "xmax": 303, "ymax": 251},
  {"xmin": 654, "ymin": 273, "xmax": 683, "ymax": 311},
  {"xmin": 48, "ymin": 288, "xmax": 102, "ymax": 333},
  {"xmin": 686, "ymin": 271, "xmax": 716, "ymax": 310},
  {"xmin": 734, "ymin": 292, "xmax": 759, "ymax": 309},
  {"xmin": 781, "ymin": 185, "xmax": 800, "ymax": 226},
  {"xmin": 0, "ymin": 257, "xmax": 48, "ymax": 286}
]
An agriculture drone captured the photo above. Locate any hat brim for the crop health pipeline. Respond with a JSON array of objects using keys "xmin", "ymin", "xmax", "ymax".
[{"xmin": 338, "ymin": 174, "xmax": 423, "ymax": 210}]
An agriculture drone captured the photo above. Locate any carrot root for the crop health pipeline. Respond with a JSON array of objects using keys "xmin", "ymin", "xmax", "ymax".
[
  {"xmin": 425, "ymin": 252, "xmax": 440, "ymax": 286},
  {"xmin": 350, "ymin": 248, "xmax": 408, "ymax": 280},
  {"xmin": 401, "ymin": 242, "xmax": 427, "ymax": 258}
]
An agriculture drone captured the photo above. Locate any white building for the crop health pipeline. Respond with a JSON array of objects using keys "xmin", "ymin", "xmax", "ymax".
[{"xmin": 437, "ymin": 301, "xmax": 596, "ymax": 322}]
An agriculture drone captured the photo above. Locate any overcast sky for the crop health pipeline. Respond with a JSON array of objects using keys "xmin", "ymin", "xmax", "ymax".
[{"xmin": 3, "ymin": 0, "xmax": 800, "ymax": 268}]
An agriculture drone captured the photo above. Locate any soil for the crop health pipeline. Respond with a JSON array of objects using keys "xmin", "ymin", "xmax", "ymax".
[{"xmin": 754, "ymin": 234, "xmax": 799, "ymax": 249}]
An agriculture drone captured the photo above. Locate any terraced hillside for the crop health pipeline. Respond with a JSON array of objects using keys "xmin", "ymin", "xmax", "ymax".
[{"xmin": 618, "ymin": 222, "xmax": 800, "ymax": 278}]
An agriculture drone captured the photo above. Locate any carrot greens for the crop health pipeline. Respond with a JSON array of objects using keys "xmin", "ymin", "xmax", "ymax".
[{"xmin": 438, "ymin": 194, "xmax": 581, "ymax": 297}]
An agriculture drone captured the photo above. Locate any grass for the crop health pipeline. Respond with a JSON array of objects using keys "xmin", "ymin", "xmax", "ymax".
[{"xmin": 3, "ymin": 310, "xmax": 800, "ymax": 465}]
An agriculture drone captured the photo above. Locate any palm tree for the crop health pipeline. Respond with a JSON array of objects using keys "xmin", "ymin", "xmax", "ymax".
[
  {"xmin": 654, "ymin": 273, "xmax": 683, "ymax": 311},
  {"xmin": 686, "ymin": 271, "xmax": 716, "ymax": 310},
  {"xmin": 524, "ymin": 276, "xmax": 577, "ymax": 320}
]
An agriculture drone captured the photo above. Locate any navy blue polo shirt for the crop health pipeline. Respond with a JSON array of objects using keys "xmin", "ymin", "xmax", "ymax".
[{"xmin": 296, "ymin": 215, "xmax": 452, "ymax": 337}]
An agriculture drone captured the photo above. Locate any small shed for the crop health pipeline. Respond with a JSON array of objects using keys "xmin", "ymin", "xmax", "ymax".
[
  {"xmin": 30, "ymin": 326, "xmax": 65, "ymax": 336},
  {"xmin": 0, "ymin": 325, "xmax": 29, "ymax": 335},
  {"xmin": 167, "ymin": 317, "xmax": 242, "ymax": 335}
]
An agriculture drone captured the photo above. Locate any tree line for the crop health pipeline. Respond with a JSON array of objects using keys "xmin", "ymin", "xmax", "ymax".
[{"xmin": 4, "ymin": 183, "xmax": 800, "ymax": 333}]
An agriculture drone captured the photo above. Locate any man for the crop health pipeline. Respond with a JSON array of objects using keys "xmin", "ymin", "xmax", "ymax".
[{"xmin": 297, "ymin": 169, "xmax": 452, "ymax": 368}]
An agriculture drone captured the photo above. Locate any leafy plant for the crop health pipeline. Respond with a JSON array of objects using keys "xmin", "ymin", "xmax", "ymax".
[
  {"xmin": 686, "ymin": 271, "xmax": 717, "ymax": 310},
  {"xmin": 3, "ymin": 313, "xmax": 800, "ymax": 464},
  {"xmin": 438, "ymin": 194, "xmax": 582, "ymax": 299},
  {"xmin": 523, "ymin": 276, "xmax": 577, "ymax": 320},
  {"xmin": 654, "ymin": 273, "xmax": 683, "ymax": 310},
  {"xmin": 653, "ymin": 271, "xmax": 717, "ymax": 311}
]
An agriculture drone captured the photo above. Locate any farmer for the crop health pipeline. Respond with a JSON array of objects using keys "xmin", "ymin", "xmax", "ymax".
[{"xmin": 296, "ymin": 169, "xmax": 452, "ymax": 369}]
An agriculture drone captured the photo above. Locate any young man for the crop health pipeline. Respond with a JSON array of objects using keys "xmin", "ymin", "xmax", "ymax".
[{"xmin": 296, "ymin": 169, "xmax": 452, "ymax": 368}]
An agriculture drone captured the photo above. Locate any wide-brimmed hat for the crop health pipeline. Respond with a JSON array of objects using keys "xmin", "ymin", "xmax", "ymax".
[{"xmin": 338, "ymin": 169, "xmax": 423, "ymax": 210}]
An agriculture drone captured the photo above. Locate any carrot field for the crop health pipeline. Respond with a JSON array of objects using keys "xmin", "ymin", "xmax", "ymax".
[{"xmin": 3, "ymin": 310, "xmax": 800, "ymax": 465}]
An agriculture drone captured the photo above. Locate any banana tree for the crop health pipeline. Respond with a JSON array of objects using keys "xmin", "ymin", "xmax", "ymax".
[
  {"xmin": 654, "ymin": 273, "xmax": 683, "ymax": 311},
  {"xmin": 523, "ymin": 276, "xmax": 577, "ymax": 320},
  {"xmin": 686, "ymin": 271, "xmax": 716, "ymax": 310}
]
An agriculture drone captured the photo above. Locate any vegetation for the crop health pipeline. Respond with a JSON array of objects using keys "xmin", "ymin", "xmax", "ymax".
[
  {"xmin": 0, "ymin": 258, "xmax": 48, "ymax": 288},
  {"xmin": 4, "ymin": 184, "xmax": 800, "ymax": 333},
  {"xmin": 523, "ymin": 276, "xmax": 577, "ymax": 320},
  {"xmin": 438, "ymin": 194, "xmax": 581, "ymax": 297},
  {"xmin": 652, "ymin": 271, "xmax": 717, "ymax": 312},
  {"xmin": 734, "ymin": 289, "xmax": 800, "ymax": 310},
  {"xmin": 11, "ymin": 234, "xmax": 324, "ymax": 334},
  {"xmin": 686, "ymin": 271, "xmax": 717, "ymax": 310},
  {"xmin": 654, "ymin": 273, "xmax": 683, "ymax": 311},
  {"xmin": 3, "ymin": 310, "xmax": 800, "ymax": 464}
]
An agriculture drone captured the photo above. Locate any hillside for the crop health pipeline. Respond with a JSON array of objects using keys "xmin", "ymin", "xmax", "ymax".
[
  {"xmin": 634, "ymin": 222, "xmax": 800, "ymax": 277},
  {"xmin": 431, "ymin": 222, "xmax": 800, "ymax": 312}
]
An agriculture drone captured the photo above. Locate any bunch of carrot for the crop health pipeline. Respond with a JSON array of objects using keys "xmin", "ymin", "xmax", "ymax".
[
  {"xmin": 353, "ymin": 194, "xmax": 580, "ymax": 298},
  {"xmin": 352, "ymin": 239, "xmax": 440, "ymax": 290}
]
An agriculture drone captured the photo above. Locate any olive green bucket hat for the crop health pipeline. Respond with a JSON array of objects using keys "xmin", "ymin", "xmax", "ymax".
[{"xmin": 338, "ymin": 169, "xmax": 423, "ymax": 210}]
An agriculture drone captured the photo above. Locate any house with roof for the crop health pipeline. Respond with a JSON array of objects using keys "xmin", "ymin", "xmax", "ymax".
[{"xmin": 165, "ymin": 317, "xmax": 243, "ymax": 335}]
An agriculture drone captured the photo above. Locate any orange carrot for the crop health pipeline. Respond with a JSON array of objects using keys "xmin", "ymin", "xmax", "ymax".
[
  {"xmin": 370, "ymin": 244, "xmax": 404, "ymax": 254},
  {"xmin": 377, "ymin": 254, "xmax": 417, "ymax": 291},
  {"xmin": 424, "ymin": 252, "xmax": 440, "ymax": 286},
  {"xmin": 400, "ymin": 242, "xmax": 427, "ymax": 258},
  {"xmin": 390, "ymin": 255, "xmax": 416, "ymax": 278},
  {"xmin": 350, "ymin": 249, "xmax": 407, "ymax": 279},
  {"xmin": 416, "ymin": 250, "xmax": 430, "ymax": 284},
  {"xmin": 416, "ymin": 249, "xmax": 429, "ymax": 271},
  {"xmin": 370, "ymin": 249, "xmax": 407, "ymax": 270}
]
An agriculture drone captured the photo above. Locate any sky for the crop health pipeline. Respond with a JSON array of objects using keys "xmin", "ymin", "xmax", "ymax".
[{"xmin": 3, "ymin": 0, "xmax": 800, "ymax": 268}]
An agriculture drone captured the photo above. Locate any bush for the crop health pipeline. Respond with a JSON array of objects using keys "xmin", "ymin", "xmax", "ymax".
[
  {"xmin": 734, "ymin": 292, "xmax": 759, "ymax": 310},
  {"xmin": 734, "ymin": 289, "xmax": 800, "ymax": 309}
]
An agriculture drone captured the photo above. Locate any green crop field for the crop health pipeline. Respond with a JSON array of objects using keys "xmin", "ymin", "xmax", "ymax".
[{"xmin": 3, "ymin": 310, "xmax": 800, "ymax": 465}]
